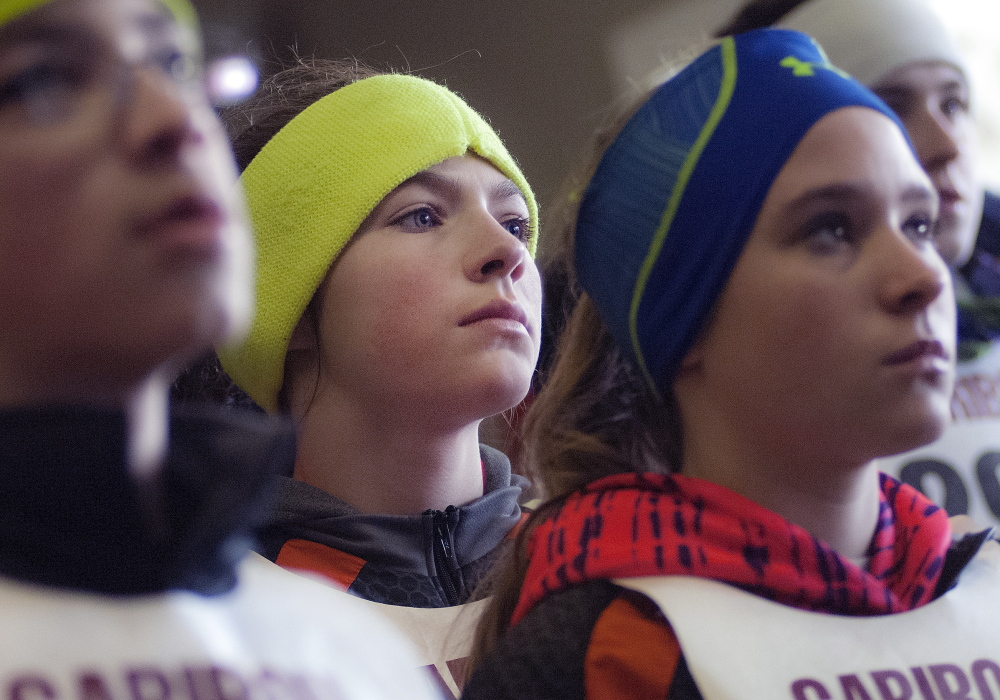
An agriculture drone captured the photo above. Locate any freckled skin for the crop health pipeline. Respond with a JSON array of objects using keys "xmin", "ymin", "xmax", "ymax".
[{"xmin": 308, "ymin": 155, "xmax": 542, "ymax": 429}]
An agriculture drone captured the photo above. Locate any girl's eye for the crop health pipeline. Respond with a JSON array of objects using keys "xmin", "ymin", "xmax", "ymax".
[
  {"xmin": 155, "ymin": 48, "xmax": 200, "ymax": 86},
  {"xmin": 503, "ymin": 217, "xmax": 531, "ymax": 242},
  {"xmin": 392, "ymin": 207, "xmax": 441, "ymax": 232},
  {"xmin": 904, "ymin": 214, "xmax": 935, "ymax": 243},
  {"xmin": 0, "ymin": 62, "xmax": 84, "ymax": 121},
  {"xmin": 803, "ymin": 213, "xmax": 852, "ymax": 256},
  {"xmin": 941, "ymin": 94, "xmax": 969, "ymax": 120}
]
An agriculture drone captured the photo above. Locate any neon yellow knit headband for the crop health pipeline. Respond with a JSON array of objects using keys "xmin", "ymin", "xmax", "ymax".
[
  {"xmin": 219, "ymin": 73, "xmax": 539, "ymax": 413},
  {"xmin": 0, "ymin": 0, "xmax": 197, "ymax": 29}
]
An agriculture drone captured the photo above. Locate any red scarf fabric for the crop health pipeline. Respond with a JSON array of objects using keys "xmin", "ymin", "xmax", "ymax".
[{"xmin": 512, "ymin": 472, "xmax": 952, "ymax": 626}]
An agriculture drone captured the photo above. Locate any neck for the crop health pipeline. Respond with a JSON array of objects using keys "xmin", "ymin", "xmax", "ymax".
[
  {"xmin": 292, "ymin": 390, "xmax": 486, "ymax": 515},
  {"xmin": 679, "ymin": 397, "xmax": 882, "ymax": 561}
]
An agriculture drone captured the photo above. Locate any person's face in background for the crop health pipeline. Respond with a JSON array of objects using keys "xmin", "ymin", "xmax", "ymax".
[
  {"xmin": 0, "ymin": 0, "xmax": 252, "ymax": 405},
  {"xmin": 873, "ymin": 62, "xmax": 984, "ymax": 269}
]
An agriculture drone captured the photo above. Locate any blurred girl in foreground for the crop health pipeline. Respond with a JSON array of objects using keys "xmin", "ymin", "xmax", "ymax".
[{"xmin": 0, "ymin": 1, "xmax": 436, "ymax": 696}]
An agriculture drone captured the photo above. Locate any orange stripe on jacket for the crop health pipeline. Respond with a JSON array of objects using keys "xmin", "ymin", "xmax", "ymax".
[
  {"xmin": 276, "ymin": 538, "xmax": 366, "ymax": 590},
  {"xmin": 585, "ymin": 595, "xmax": 681, "ymax": 699}
]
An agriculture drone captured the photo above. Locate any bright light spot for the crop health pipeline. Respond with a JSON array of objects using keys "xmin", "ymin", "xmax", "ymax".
[{"xmin": 207, "ymin": 55, "xmax": 259, "ymax": 106}]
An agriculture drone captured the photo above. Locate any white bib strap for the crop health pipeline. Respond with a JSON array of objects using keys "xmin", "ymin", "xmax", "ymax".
[{"xmin": 339, "ymin": 593, "xmax": 487, "ymax": 699}]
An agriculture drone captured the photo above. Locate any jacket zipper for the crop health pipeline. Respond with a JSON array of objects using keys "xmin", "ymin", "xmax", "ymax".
[{"xmin": 429, "ymin": 506, "xmax": 463, "ymax": 605}]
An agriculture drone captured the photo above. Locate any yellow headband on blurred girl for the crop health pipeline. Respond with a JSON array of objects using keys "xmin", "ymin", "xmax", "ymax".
[
  {"xmin": 219, "ymin": 73, "xmax": 538, "ymax": 413},
  {"xmin": 0, "ymin": 0, "xmax": 197, "ymax": 29}
]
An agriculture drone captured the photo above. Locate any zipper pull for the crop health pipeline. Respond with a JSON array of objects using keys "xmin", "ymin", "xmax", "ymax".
[{"xmin": 430, "ymin": 507, "xmax": 464, "ymax": 605}]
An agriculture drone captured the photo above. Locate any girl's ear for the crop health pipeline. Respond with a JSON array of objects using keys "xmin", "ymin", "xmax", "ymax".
[
  {"xmin": 288, "ymin": 311, "xmax": 318, "ymax": 353},
  {"xmin": 679, "ymin": 338, "xmax": 705, "ymax": 373},
  {"xmin": 282, "ymin": 307, "xmax": 321, "ymax": 420}
]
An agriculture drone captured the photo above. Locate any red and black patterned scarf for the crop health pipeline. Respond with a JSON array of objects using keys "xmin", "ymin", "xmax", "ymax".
[{"xmin": 511, "ymin": 472, "xmax": 952, "ymax": 626}]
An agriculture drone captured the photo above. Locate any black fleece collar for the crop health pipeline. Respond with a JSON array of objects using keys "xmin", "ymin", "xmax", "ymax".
[
  {"xmin": 0, "ymin": 405, "xmax": 294, "ymax": 596},
  {"xmin": 260, "ymin": 444, "xmax": 526, "ymax": 575}
]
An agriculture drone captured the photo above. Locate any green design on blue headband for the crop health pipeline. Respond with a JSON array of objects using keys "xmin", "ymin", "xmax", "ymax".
[{"xmin": 627, "ymin": 37, "xmax": 738, "ymax": 395}]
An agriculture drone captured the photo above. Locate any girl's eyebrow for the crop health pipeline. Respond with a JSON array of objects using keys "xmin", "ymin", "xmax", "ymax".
[
  {"xmin": 396, "ymin": 170, "xmax": 460, "ymax": 201},
  {"xmin": 398, "ymin": 169, "xmax": 527, "ymax": 207},
  {"xmin": 785, "ymin": 182, "xmax": 936, "ymax": 213},
  {"xmin": 492, "ymin": 178, "xmax": 527, "ymax": 206},
  {"xmin": 135, "ymin": 9, "xmax": 177, "ymax": 40},
  {"xmin": 0, "ymin": 9, "xmax": 175, "ymax": 50},
  {"xmin": 0, "ymin": 20, "xmax": 88, "ymax": 45}
]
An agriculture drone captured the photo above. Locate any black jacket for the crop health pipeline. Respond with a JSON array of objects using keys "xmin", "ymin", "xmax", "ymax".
[{"xmin": 257, "ymin": 444, "xmax": 528, "ymax": 606}]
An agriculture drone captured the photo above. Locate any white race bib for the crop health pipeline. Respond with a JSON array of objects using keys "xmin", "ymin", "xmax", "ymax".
[
  {"xmin": 876, "ymin": 418, "xmax": 1000, "ymax": 529},
  {"xmin": 615, "ymin": 543, "xmax": 1000, "ymax": 700},
  {"xmin": 876, "ymin": 365, "xmax": 1000, "ymax": 529},
  {"xmin": 0, "ymin": 554, "xmax": 439, "ymax": 700},
  {"xmin": 274, "ymin": 560, "xmax": 486, "ymax": 700}
]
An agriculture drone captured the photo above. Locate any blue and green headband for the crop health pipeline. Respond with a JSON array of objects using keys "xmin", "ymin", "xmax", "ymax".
[{"xmin": 575, "ymin": 28, "xmax": 908, "ymax": 397}]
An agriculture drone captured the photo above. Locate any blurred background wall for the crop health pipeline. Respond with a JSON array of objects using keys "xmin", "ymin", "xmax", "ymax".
[{"xmin": 191, "ymin": 0, "xmax": 1000, "ymax": 248}]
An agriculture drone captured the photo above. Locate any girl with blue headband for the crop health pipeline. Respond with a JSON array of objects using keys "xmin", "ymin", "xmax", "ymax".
[
  {"xmin": 180, "ymin": 58, "xmax": 542, "ymax": 691},
  {"xmin": 720, "ymin": 0, "xmax": 1000, "ymax": 537},
  {"xmin": 0, "ymin": 1, "xmax": 437, "ymax": 696},
  {"xmin": 464, "ymin": 28, "xmax": 999, "ymax": 700}
]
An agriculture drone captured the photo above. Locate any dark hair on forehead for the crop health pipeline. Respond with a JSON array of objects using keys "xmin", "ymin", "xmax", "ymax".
[
  {"xmin": 715, "ymin": 0, "xmax": 811, "ymax": 37},
  {"xmin": 221, "ymin": 58, "xmax": 382, "ymax": 173}
]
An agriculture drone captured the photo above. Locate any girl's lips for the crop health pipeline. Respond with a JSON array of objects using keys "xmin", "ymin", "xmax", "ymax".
[
  {"xmin": 459, "ymin": 299, "xmax": 529, "ymax": 330},
  {"xmin": 882, "ymin": 339, "xmax": 948, "ymax": 366},
  {"xmin": 135, "ymin": 195, "xmax": 226, "ymax": 258},
  {"xmin": 932, "ymin": 177, "xmax": 965, "ymax": 215}
]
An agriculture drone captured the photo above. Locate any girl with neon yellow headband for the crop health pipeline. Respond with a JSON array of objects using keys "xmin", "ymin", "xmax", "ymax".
[
  {"xmin": 186, "ymin": 59, "xmax": 541, "ymax": 685},
  {"xmin": 0, "ymin": 3, "xmax": 438, "ymax": 696}
]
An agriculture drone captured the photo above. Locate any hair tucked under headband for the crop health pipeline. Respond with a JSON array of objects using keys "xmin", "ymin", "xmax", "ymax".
[
  {"xmin": 575, "ymin": 28, "xmax": 908, "ymax": 399},
  {"xmin": 0, "ymin": 0, "xmax": 198, "ymax": 29},
  {"xmin": 776, "ymin": 0, "xmax": 965, "ymax": 86},
  {"xmin": 218, "ymin": 73, "xmax": 538, "ymax": 413}
]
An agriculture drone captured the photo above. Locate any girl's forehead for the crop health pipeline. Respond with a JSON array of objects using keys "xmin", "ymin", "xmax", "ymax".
[
  {"xmin": 878, "ymin": 63, "xmax": 968, "ymax": 99},
  {"xmin": 390, "ymin": 156, "xmax": 528, "ymax": 208},
  {"xmin": 0, "ymin": 0, "xmax": 182, "ymax": 49}
]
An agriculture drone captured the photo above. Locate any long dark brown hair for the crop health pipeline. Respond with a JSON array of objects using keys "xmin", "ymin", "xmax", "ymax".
[
  {"xmin": 715, "ymin": 0, "xmax": 810, "ymax": 37},
  {"xmin": 467, "ymin": 86, "xmax": 687, "ymax": 670}
]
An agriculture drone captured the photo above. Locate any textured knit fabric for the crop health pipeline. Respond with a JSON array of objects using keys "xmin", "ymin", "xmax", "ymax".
[
  {"xmin": 464, "ymin": 477, "xmax": 985, "ymax": 700},
  {"xmin": 257, "ymin": 444, "xmax": 527, "ymax": 606},
  {"xmin": 0, "ymin": 405, "xmax": 290, "ymax": 594},
  {"xmin": 0, "ymin": 0, "xmax": 197, "ymax": 28},
  {"xmin": 219, "ymin": 74, "xmax": 537, "ymax": 412},
  {"xmin": 776, "ymin": 0, "xmax": 965, "ymax": 86},
  {"xmin": 574, "ymin": 29, "xmax": 907, "ymax": 397},
  {"xmin": 513, "ymin": 472, "xmax": 952, "ymax": 625}
]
